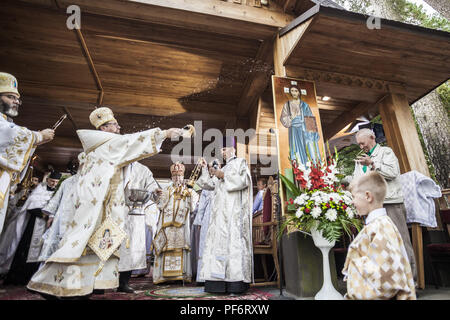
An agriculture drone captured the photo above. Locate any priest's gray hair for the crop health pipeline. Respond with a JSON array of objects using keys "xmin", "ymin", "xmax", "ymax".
[{"xmin": 356, "ymin": 128, "xmax": 375, "ymax": 139}]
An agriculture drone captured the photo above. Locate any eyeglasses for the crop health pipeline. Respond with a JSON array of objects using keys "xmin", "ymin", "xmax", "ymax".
[
  {"xmin": 104, "ymin": 122, "xmax": 120, "ymax": 127},
  {"xmin": 1, "ymin": 94, "xmax": 22, "ymax": 105}
]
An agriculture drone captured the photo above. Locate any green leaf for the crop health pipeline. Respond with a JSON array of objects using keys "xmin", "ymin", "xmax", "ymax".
[{"xmin": 280, "ymin": 174, "xmax": 301, "ymax": 198}]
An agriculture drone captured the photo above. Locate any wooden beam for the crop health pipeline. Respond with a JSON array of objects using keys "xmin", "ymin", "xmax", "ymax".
[
  {"xmin": 378, "ymin": 94, "xmax": 429, "ymax": 176},
  {"xmin": 75, "ymin": 28, "xmax": 104, "ymax": 104},
  {"xmin": 55, "ymin": 0, "xmax": 293, "ymax": 40},
  {"xmin": 323, "ymin": 100, "xmax": 379, "ymax": 140},
  {"xmin": 279, "ymin": 17, "xmax": 316, "ymax": 70},
  {"xmin": 378, "ymin": 93, "xmax": 430, "ymax": 290},
  {"xmin": 237, "ymin": 37, "xmax": 274, "ymax": 117}
]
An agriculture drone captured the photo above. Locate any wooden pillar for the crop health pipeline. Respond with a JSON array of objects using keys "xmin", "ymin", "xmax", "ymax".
[{"xmin": 379, "ymin": 93, "xmax": 430, "ymax": 290}]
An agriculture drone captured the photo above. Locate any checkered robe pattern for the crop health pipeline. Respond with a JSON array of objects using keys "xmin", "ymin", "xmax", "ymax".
[{"xmin": 342, "ymin": 215, "xmax": 416, "ymax": 300}]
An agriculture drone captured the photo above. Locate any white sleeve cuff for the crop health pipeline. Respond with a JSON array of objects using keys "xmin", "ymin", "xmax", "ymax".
[{"xmin": 34, "ymin": 131, "xmax": 43, "ymax": 145}]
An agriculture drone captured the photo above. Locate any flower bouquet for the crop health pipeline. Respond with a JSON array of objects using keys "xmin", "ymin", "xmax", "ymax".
[{"xmin": 280, "ymin": 149, "xmax": 363, "ymax": 243}]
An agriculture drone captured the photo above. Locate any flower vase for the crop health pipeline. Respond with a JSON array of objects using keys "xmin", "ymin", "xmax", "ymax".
[{"xmin": 310, "ymin": 225, "xmax": 344, "ymax": 300}]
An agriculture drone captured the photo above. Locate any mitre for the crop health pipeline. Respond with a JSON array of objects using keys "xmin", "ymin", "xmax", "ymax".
[
  {"xmin": 89, "ymin": 107, "xmax": 117, "ymax": 129},
  {"xmin": 0, "ymin": 72, "xmax": 20, "ymax": 97}
]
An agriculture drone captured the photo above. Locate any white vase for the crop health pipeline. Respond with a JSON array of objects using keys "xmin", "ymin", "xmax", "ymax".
[{"xmin": 310, "ymin": 225, "xmax": 344, "ymax": 300}]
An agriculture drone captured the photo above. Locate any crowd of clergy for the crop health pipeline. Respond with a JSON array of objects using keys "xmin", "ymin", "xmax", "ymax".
[
  {"xmin": 0, "ymin": 72, "xmax": 420, "ymax": 300},
  {"xmin": 0, "ymin": 72, "xmax": 255, "ymax": 299}
]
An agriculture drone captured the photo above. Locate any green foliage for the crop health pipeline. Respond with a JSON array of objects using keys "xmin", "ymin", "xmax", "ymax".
[
  {"xmin": 437, "ymin": 81, "xmax": 450, "ymax": 119},
  {"xmin": 389, "ymin": 0, "xmax": 450, "ymax": 31},
  {"xmin": 335, "ymin": 0, "xmax": 449, "ymax": 32},
  {"xmin": 334, "ymin": 0, "xmax": 374, "ymax": 15},
  {"xmin": 280, "ymin": 174, "xmax": 300, "ymax": 198},
  {"xmin": 336, "ymin": 144, "xmax": 359, "ymax": 178}
]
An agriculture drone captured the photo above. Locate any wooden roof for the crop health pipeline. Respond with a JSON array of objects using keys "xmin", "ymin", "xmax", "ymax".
[
  {"xmin": 279, "ymin": 5, "xmax": 450, "ymax": 138},
  {"xmin": 1, "ymin": 0, "xmax": 283, "ymax": 177}
]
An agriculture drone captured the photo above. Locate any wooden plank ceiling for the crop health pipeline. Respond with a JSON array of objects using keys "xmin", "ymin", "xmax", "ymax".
[
  {"xmin": 0, "ymin": 0, "xmax": 280, "ymax": 178},
  {"xmin": 280, "ymin": 5, "xmax": 450, "ymax": 139}
]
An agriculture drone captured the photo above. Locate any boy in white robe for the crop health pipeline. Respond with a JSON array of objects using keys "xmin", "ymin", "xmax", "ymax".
[{"xmin": 343, "ymin": 171, "xmax": 416, "ymax": 300}]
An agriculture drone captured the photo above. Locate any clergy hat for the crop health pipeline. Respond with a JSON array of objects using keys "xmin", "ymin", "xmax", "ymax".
[
  {"xmin": 48, "ymin": 171, "xmax": 62, "ymax": 180},
  {"xmin": 222, "ymin": 135, "xmax": 236, "ymax": 149},
  {"xmin": 0, "ymin": 72, "xmax": 20, "ymax": 97},
  {"xmin": 89, "ymin": 107, "xmax": 117, "ymax": 129}
]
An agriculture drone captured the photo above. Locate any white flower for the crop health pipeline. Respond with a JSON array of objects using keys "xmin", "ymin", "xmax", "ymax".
[
  {"xmin": 295, "ymin": 193, "xmax": 309, "ymax": 206},
  {"xmin": 310, "ymin": 192, "xmax": 322, "ymax": 204},
  {"xmin": 330, "ymin": 192, "xmax": 342, "ymax": 202},
  {"xmin": 295, "ymin": 207, "xmax": 304, "ymax": 218},
  {"xmin": 325, "ymin": 208, "xmax": 338, "ymax": 221},
  {"xmin": 346, "ymin": 207, "xmax": 355, "ymax": 218},
  {"xmin": 311, "ymin": 206, "xmax": 322, "ymax": 218}
]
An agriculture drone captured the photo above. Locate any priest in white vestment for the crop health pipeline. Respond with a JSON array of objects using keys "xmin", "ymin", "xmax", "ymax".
[
  {"xmin": 152, "ymin": 162, "xmax": 199, "ymax": 284},
  {"xmin": 81, "ymin": 109, "xmax": 161, "ymax": 293},
  {"xmin": 0, "ymin": 72, "xmax": 54, "ymax": 236},
  {"xmin": 38, "ymin": 156, "xmax": 84, "ymax": 262},
  {"xmin": 193, "ymin": 160, "xmax": 219, "ymax": 284},
  {"xmin": 1, "ymin": 172, "xmax": 60, "ymax": 285},
  {"xmin": 27, "ymin": 107, "xmax": 183, "ymax": 297},
  {"xmin": 196, "ymin": 138, "xmax": 253, "ymax": 294},
  {"xmin": 118, "ymin": 161, "xmax": 159, "ymax": 292}
]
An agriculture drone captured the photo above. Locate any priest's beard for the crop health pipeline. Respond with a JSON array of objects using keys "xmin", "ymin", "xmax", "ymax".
[
  {"xmin": 46, "ymin": 185, "xmax": 56, "ymax": 192},
  {"xmin": 172, "ymin": 175, "xmax": 184, "ymax": 187},
  {"xmin": 0, "ymin": 100, "xmax": 19, "ymax": 118}
]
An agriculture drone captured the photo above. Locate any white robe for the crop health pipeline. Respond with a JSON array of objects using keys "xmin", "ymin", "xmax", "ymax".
[
  {"xmin": 0, "ymin": 183, "xmax": 54, "ymax": 274},
  {"xmin": 27, "ymin": 128, "xmax": 165, "ymax": 297},
  {"xmin": 196, "ymin": 157, "xmax": 253, "ymax": 284},
  {"xmin": 193, "ymin": 189, "xmax": 214, "ymax": 283},
  {"xmin": 118, "ymin": 162, "xmax": 158, "ymax": 272},
  {"xmin": 38, "ymin": 175, "xmax": 79, "ymax": 262},
  {"xmin": 152, "ymin": 182, "xmax": 199, "ymax": 284},
  {"xmin": 0, "ymin": 113, "xmax": 38, "ymax": 235}
]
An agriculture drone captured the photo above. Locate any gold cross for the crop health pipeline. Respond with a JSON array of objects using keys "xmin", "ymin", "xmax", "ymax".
[
  {"xmin": 91, "ymin": 198, "xmax": 98, "ymax": 206},
  {"xmin": 138, "ymin": 135, "xmax": 145, "ymax": 143}
]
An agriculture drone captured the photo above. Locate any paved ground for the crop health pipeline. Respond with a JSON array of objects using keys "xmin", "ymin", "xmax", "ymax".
[
  {"xmin": 265, "ymin": 278, "xmax": 450, "ymax": 300},
  {"xmin": 1, "ymin": 275, "xmax": 449, "ymax": 300}
]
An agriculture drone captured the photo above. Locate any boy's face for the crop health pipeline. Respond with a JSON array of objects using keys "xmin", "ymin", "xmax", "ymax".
[{"xmin": 351, "ymin": 187, "xmax": 371, "ymax": 216}]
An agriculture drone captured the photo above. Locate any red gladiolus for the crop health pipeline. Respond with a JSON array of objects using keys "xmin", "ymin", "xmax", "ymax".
[
  {"xmin": 305, "ymin": 208, "xmax": 310, "ymax": 214},
  {"xmin": 289, "ymin": 198, "xmax": 294, "ymax": 205}
]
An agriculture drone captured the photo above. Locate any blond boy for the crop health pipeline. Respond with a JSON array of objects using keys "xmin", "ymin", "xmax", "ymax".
[{"xmin": 343, "ymin": 171, "xmax": 416, "ymax": 300}]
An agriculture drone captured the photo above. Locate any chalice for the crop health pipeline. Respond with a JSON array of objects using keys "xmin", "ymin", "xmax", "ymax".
[{"xmin": 124, "ymin": 188, "xmax": 151, "ymax": 216}]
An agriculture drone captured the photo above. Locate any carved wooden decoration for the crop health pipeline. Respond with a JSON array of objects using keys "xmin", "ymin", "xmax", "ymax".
[
  {"xmin": 288, "ymin": 67, "xmax": 394, "ymax": 92},
  {"xmin": 253, "ymin": 0, "xmax": 262, "ymax": 7}
]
